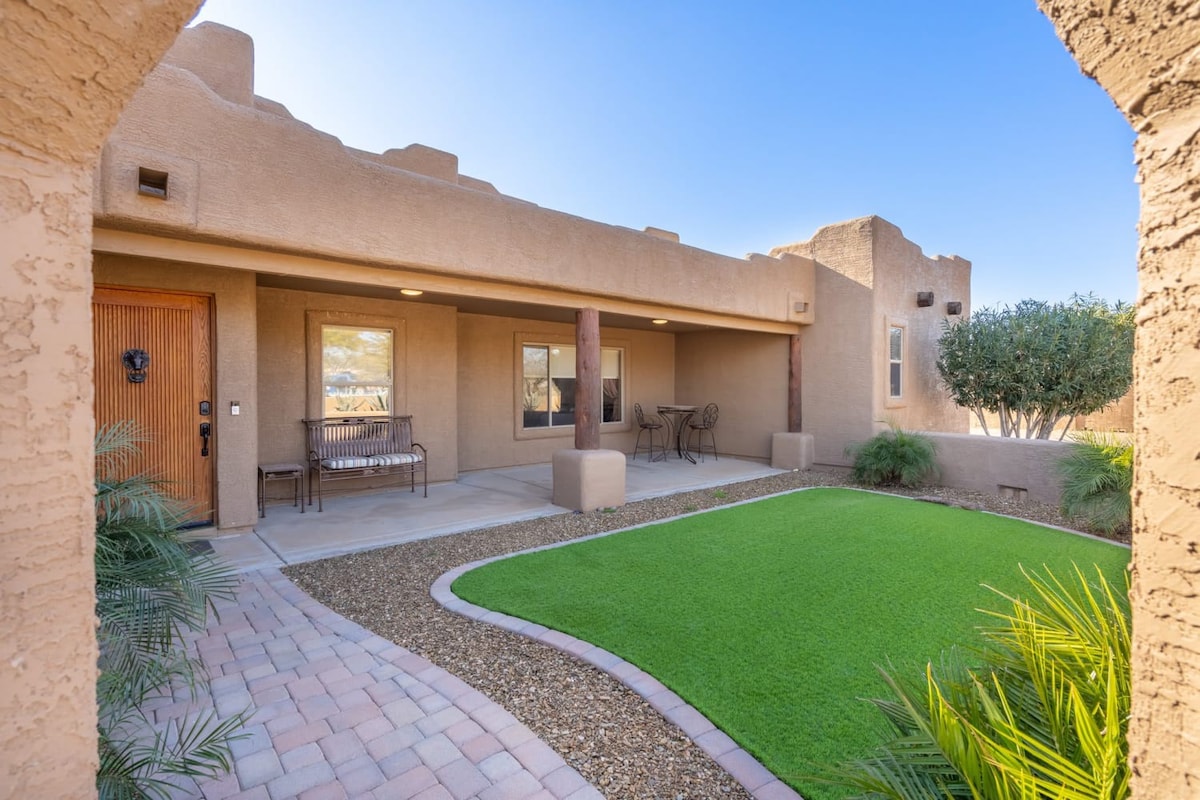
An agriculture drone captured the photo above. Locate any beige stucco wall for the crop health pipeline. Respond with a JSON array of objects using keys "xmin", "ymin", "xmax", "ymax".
[
  {"xmin": 1075, "ymin": 388, "xmax": 1134, "ymax": 433},
  {"xmin": 96, "ymin": 23, "xmax": 816, "ymax": 330},
  {"xmin": 0, "ymin": 2, "xmax": 202, "ymax": 796},
  {"xmin": 456, "ymin": 313, "xmax": 672, "ymax": 470},
  {"xmin": 773, "ymin": 216, "xmax": 969, "ymax": 465},
  {"xmin": 869, "ymin": 217, "xmax": 971, "ymax": 433},
  {"xmin": 1035, "ymin": 1, "xmax": 1200, "ymax": 794},
  {"xmin": 93, "ymin": 255, "xmax": 259, "ymax": 529},
  {"xmin": 926, "ymin": 433, "xmax": 1069, "ymax": 507},
  {"xmin": 674, "ymin": 331, "xmax": 790, "ymax": 459},
  {"xmin": 256, "ymin": 287, "xmax": 459, "ymax": 485}
]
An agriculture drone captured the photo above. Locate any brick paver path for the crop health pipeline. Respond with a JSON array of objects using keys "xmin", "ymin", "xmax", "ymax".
[{"xmin": 151, "ymin": 569, "xmax": 600, "ymax": 800}]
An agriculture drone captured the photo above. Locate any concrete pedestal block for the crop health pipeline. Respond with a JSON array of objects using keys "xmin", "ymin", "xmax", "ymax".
[
  {"xmin": 552, "ymin": 449, "xmax": 626, "ymax": 512},
  {"xmin": 771, "ymin": 432, "xmax": 815, "ymax": 470}
]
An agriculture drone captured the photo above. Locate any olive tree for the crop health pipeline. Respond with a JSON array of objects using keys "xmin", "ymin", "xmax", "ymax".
[{"xmin": 936, "ymin": 295, "xmax": 1134, "ymax": 439}]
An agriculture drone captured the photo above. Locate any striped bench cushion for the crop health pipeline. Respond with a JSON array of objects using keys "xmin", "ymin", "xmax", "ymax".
[
  {"xmin": 320, "ymin": 456, "xmax": 375, "ymax": 470},
  {"xmin": 370, "ymin": 452, "xmax": 424, "ymax": 466},
  {"xmin": 320, "ymin": 453, "xmax": 424, "ymax": 470}
]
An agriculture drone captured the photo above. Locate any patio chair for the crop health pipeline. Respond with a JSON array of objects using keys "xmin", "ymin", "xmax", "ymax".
[
  {"xmin": 687, "ymin": 403, "xmax": 719, "ymax": 461},
  {"xmin": 632, "ymin": 403, "xmax": 666, "ymax": 462}
]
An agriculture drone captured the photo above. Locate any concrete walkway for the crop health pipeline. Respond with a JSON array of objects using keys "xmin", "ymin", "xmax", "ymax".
[
  {"xmin": 162, "ymin": 457, "xmax": 792, "ymax": 798},
  {"xmin": 208, "ymin": 457, "xmax": 784, "ymax": 571}
]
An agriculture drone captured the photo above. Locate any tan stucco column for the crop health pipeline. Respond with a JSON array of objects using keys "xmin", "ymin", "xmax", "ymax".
[
  {"xmin": 1037, "ymin": 1, "xmax": 1200, "ymax": 794},
  {"xmin": 0, "ymin": 3, "xmax": 202, "ymax": 796}
]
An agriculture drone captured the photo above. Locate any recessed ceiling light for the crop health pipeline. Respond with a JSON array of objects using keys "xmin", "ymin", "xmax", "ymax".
[
  {"xmin": 651, "ymin": 319, "xmax": 669, "ymax": 325},
  {"xmin": 400, "ymin": 288, "xmax": 423, "ymax": 296}
]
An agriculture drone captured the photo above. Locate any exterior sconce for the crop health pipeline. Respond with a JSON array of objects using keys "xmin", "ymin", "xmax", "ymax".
[
  {"xmin": 916, "ymin": 291, "xmax": 935, "ymax": 308},
  {"xmin": 137, "ymin": 167, "xmax": 168, "ymax": 199},
  {"xmin": 946, "ymin": 301, "xmax": 963, "ymax": 316},
  {"xmin": 122, "ymin": 348, "xmax": 150, "ymax": 383}
]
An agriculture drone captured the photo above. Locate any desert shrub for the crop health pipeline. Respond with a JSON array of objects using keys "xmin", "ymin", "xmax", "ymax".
[
  {"xmin": 95, "ymin": 421, "xmax": 246, "ymax": 800},
  {"xmin": 817, "ymin": 566, "xmax": 1131, "ymax": 800},
  {"xmin": 1059, "ymin": 432, "xmax": 1133, "ymax": 536},
  {"xmin": 846, "ymin": 426, "xmax": 938, "ymax": 487}
]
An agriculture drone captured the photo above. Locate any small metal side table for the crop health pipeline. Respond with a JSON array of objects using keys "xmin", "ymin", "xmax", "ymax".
[{"xmin": 258, "ymin": 463, "xmax": 306, "ymax": 518}]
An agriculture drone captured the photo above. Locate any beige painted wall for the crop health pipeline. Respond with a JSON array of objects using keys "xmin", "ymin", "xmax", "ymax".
[
  {"xmin": 97, "ymin": 23, "xmax": 816, "ymax": 329},
  {"xmin": 94, "ymin": 255, "xmax": 259, "ymax": 529},
  {"xmin": 870, "ymin": 217, "xmax": 971, "ymax": 434},
  {"xmin": 456, "ymin": 313, "xmax": 673, "ymax": 470},
  {"xmin": 0, "ymin": 2, "xmax": 202, "ymax": 796},
  {"xmin": 674, "ymin": 331, "xmax": 789, "ymax": 460},
  {"xmin": 774, "ymin": 217, "xmax": 970, "ymax": 466},
  {"xmin": 1035, "ymin": 2, "xmax": 1200, "ymax": 793},
  {"xmin": 926, "ymin": 433, "xmax": 1070, "ymax": 507},
  {"xmin": 256, "ymin": 287, "xmax": 459, "ymax": 484}
]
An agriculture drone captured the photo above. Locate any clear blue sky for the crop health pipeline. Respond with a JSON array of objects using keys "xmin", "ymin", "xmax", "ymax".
[{"xmin": 191, "ymin": 1, "xmax": 1138, "ymax": 310}]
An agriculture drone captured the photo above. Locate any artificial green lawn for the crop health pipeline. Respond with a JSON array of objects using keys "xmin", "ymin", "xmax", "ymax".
[{"xmin": 451, "ymin": 488, "xmax": 1130, "ymax": 799}]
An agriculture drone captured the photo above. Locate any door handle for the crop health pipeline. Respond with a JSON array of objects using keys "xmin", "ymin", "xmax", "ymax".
[{"xmin": 199, "ymin": 422, "xmax": 211, "ymax": 457}]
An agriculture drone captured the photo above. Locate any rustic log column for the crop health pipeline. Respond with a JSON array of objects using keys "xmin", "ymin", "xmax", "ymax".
[
  {"xmin": 788, "ymin": 334, "xmax": 803, "ymax": 432},
  {"xmin": 574, "ymin": 308, "xmax": 601, "ymax": 450}
]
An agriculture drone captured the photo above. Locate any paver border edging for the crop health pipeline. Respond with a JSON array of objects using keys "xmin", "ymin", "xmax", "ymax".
[
  {"xmin": 429, "ymin": 485, "xmax": 1127, "ymax": 800},
  {"xmin": 430, "ymin": 489, "xmax": 809, "ymax": 800}
]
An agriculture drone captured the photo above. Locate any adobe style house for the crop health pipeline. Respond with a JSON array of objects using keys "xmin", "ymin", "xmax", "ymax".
[
  {"xmin": 92, "ymin": 22, "xmax": 971, "ymax": 530},
  {"xmin": 3, "ymin": 3, "xmax": 1199, "ymax": 797}
]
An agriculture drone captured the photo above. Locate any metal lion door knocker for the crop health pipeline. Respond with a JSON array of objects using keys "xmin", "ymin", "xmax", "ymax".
[{"xmin": 122, "ymin": 348, "xmax": 150, "ymax": 383}]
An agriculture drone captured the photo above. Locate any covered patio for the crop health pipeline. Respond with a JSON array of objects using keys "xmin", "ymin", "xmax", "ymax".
[{"xmin": 207, "ymin": 455, "xmax": 785, "ymax": 571}]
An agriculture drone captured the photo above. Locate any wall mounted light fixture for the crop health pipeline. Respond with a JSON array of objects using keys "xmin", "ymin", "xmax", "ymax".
[
  {"xmin": 946, "ymin": 301, "xmax": 963, "ymax": 316},
  {"xmin": 137, "ymin": 167, "xmax": 168, "ymax": 199},
  {"xmin": 122, "ymin": 349, "xmax": 150, "ymax": 383},
  {"xmin": 916, "ymin": 291, "xmax": 935, "ymax": 308}
]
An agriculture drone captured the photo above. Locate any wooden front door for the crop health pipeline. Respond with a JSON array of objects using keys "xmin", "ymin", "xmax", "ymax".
[{"xmin": 93, "ymin": 287, "xmax": 214, "ymax": 525}]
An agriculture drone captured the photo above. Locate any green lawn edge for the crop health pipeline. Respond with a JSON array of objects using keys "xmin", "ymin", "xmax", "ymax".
[{"xmin": 452, "ymin": 488, "xmax": 1130, "ymax": 799}]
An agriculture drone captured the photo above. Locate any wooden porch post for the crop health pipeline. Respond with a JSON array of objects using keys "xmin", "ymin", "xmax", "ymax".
[
  {"xmin": 575, "ymin": 307, "xmax": 601, "ymax": 450},
  {"xmin": 788, "ymin": 334, "xmax": 802, "ymax": 433}
]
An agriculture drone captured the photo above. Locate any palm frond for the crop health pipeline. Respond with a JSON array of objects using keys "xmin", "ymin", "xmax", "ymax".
[
  {"xmin": 819, "ymin": 566, "xmax": 1131, "ymax": 800},
  {"xmin": 94, "ymin": 422, "xmax": 245, "ymax": 799}
]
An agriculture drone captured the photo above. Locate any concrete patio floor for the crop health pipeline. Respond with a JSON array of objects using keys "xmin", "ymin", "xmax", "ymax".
[{"xmin": 207, "ymin": 456, "xmax": 784, "ymax": 571}]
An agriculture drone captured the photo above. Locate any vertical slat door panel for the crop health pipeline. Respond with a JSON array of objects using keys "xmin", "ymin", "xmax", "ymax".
[{"xmin": 93, "ymin": 287, "xmax": 214, "ymax": 524}]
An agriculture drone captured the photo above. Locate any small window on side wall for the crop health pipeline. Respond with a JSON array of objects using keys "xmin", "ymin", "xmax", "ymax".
[
  {"xmin": 888, "ymin": 325, "xmax": 903, "ymax": 399},
  {"xmin": 322, "ymin": 325, "xmax": 393, "ymax": 417}
]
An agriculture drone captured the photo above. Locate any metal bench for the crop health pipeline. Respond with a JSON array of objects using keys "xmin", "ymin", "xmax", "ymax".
[{"xmin": 304, "ymin": 416, "xmax": 428, "ymax": 511}]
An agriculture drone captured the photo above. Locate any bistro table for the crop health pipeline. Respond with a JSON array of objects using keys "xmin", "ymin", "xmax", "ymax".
[{"xmin": 656, "ymin": 404, "xmax": 698, "ymax": 464}]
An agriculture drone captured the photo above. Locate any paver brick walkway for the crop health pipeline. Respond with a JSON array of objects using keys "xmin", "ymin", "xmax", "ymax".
[{"xmin": 153, "ymin": 569, "xmax": 600, "ymax": 800}]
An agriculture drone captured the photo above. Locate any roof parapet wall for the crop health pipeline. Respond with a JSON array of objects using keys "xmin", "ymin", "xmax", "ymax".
[{"xmin": 98, "ymin": 22, "xmax": 818, "ymax": 326}]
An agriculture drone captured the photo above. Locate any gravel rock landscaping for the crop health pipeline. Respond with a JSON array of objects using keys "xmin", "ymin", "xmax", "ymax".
[{"xmin": 284, "ymin": 469, "xmax": 1119, "ymax": 799}]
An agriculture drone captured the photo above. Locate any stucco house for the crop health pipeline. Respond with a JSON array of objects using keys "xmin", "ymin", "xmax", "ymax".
[
  {"xmin": 5, "ymin": 3, "xmax": 1200, "ymax": 797},
  {"xmin": 93, "ymin": 22, "xmax": 970, "ymax": 530}
]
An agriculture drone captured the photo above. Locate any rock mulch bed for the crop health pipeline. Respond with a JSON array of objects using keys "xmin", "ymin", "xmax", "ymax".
[{"xmin": 284, "ymin": 470, "xmax": 1117, "ymax": 799}]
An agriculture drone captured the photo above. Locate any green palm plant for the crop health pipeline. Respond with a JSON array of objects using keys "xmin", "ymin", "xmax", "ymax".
[
  {"xmin": 846, "ymin": 425, "xmax": 939, "ymax": 488},
  {"xmin": 817, "ymin": 565, "xmax": 1130, "ymax": 800},
  {"xmin": 95, "ymin": 421, "xmax": 246, "ymax": 800},
  {"xmin": 1058, "ymin": 433, "xmax": 1133, "ymax": 535}
]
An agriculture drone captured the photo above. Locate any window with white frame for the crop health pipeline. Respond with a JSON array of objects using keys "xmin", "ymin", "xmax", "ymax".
[
  {"xmin": 888, "ymin": 325, "xmax": 903, "ymax": 399},
  {"xmin": 322, "ymin": 325, "xmax": 393, "ymax": 417},
  {"xmin": 521, "ymin": 344, "xmax": 623, "ymax": 428}
]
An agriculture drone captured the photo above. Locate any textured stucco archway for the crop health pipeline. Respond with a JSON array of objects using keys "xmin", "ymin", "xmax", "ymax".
[
  {"xmin": 1037, "ymin": 1, "xmax": 1200, "ymax": 794},
  {"xmin": 0, "ymin": 2, "xmax": 203, "ymax": 797}
]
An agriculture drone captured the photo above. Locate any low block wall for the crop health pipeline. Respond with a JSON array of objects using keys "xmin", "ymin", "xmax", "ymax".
[{"xmin": 927, "ymin": 433, "xmax": 1072, "ymax": 507}]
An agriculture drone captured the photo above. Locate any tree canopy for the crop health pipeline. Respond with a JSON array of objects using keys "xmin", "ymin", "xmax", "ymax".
[{"xmin": 936, "ymin": 295, "xmax": 1134, "ymax": 438}]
